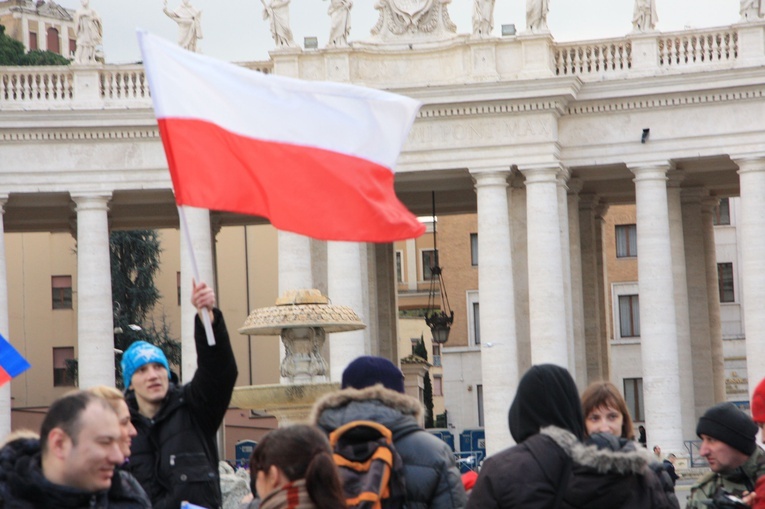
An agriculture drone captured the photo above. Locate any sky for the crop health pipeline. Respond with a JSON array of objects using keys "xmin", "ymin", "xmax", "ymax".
[{"xmin": 53, "ymin": 0, "xmax": 741, "ymax": 64}]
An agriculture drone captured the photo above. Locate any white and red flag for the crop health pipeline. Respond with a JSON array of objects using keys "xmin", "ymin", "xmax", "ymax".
[{"xmin": 137, "ymin": 30, "xmax": 425, "ymax": 243}]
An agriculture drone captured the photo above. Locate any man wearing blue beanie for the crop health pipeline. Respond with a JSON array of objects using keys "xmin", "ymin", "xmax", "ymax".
[
  {"xmin": 123, "ymin": 280, "xmax": 237, "ymax": 509},
  {"xmin": 310, "ymin": 355, "xmax": 466, "ymax": 509}
]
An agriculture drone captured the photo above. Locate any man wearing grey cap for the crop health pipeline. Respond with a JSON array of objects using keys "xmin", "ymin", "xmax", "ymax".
[{"xmin": 686, "ymin": 402, "xmax": 765, "ymax": 508}]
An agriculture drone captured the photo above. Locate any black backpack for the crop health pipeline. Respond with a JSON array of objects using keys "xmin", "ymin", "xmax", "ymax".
[{"xmin": 329, "ymin": 420, "xmax": 408, "ymax": 509}]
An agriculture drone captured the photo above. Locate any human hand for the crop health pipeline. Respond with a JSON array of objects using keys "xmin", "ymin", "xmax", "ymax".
[{"xmin": 191, "ymin": 279, "xmax": 215, "ymax": 322}]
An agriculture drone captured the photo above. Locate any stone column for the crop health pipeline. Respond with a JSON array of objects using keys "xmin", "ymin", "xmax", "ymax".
[
  {"xmin": 595, "ymin": 204, "xmax": 610, "ymax": 379},
  {"xmin": 520, "ymin": 165, "xmax": 568, "ymax": 368},
  {"xmin": 179, "ymin": 206, "xmax": 215, "ymax": 383},
  {"xmin": 557, "ymin": 170, "xmax": 576, "ymax": 380},
  {"xmin": 666, "ymin": 173, "xmax": 696, "ymax": 439},
  {"xmin": 737, "ymin": 157, "xmax": 765, "ymax": 395},
  {"xmin": 278, "ymin": 232, "xmax": 313, "ymax": 293},
  {"xmin": 72, "ymin": 192, "xmax": 114, "ymax": 388},
  {"xmin": 629, "ymin": 164, "xmax": 684, "ymax": 452},
  {"xmin": 700, "ymin": 199, "xmax": 726, "ymax": 402},
  {"xmin": 567, "ymin": 179, "xmax": 587, "ymax": 388},
  {"xmin": 328, "ymin": 241, "xmax": 367, "ymax": 382},
  {"xmin": 681, "ymin": 189, "xmax": 716, "ymax": 416},
  {"xmin": 579, "ymin": 194, "xmax": 604, "ymax": 382},
  {"xmin": 472, "ymin": 169, "xmax": 519, "ymax": 455},
  {"xmin": 0, "ymin": 196, "xmax": 10, "ymax": 437}
]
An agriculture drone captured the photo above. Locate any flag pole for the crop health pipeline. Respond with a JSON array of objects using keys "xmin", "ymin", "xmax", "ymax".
[{"xmin": 178, "ymin": 205, "xmax": 216, "ymax": 346}]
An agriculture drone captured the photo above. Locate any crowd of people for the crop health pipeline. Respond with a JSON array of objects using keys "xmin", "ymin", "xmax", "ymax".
[{"xmin": 0, "ymin": 281, "xmax": 764, "ymax": 508}]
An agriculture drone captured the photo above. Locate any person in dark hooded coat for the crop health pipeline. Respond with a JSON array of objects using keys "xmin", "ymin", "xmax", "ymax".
[{"xmin": 466, "ymin": 364, "xmax": 677, "ymax": 509}]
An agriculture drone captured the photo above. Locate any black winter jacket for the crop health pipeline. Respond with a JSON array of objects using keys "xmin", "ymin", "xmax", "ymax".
[
  {"xmin": 467, "ymin": 426, "xmax": 679, "ymax": 509},
  {"xmin": 310, "ymin": 384, "xmax": 467, "ymax": 509},
  {"xmin": 126, "ymin": 308, "xmax": 238, "ymax": 509},
  {"xmin": 0, "ymin": 438, "xmax": 151, "ymax": 509}
]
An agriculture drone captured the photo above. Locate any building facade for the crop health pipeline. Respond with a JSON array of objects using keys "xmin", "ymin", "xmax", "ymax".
[{"xmin": 2, "ymin": 2, "xmax": 765, "ymax": 458}]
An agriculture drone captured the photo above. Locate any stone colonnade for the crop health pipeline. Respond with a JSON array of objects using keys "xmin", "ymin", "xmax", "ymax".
[
  {"xmin": 1, "ymin": 157, "xmax": 765, "ymax": 453},
  {"xmin": 473, "ymin": 156, "xmax": 765, "ymax": 455}
]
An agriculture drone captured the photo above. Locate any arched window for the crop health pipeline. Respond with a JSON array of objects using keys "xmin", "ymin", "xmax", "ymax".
[{"xmin": 46, "ymin": 27, "xmax": 60, "ymax": 54}]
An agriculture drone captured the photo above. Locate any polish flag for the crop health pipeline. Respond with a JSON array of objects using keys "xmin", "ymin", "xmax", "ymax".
[{"xmin": 137, "ymin": 31, "xmax": 425, "ymax": 243}]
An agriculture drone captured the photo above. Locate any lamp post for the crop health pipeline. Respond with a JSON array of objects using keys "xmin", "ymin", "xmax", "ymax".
[{"xmin": 425, "ymin": 192, "xmax": 454, "ymax": 345}]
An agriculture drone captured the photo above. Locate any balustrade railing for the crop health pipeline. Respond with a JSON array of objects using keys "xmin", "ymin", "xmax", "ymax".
[
  {"xmin": 0, "ymin": 24, "xmax": 758, "ymax": 111},
  {"xmin": 101, "ymin": 65, "xmax": 150, "ymax": 101},
  {"xmin": 0, "ymin": 67, "xmax": 74, "ymax": 103},
  {"xmin": 658, "ymin": 28, "xmax": 738, "ymax": 67},
  {"xmin": 554, "ymin": 39, "xmax": 632, "ymax": 77}
]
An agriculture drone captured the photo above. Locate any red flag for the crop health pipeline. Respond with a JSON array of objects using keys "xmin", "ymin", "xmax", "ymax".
[{"xmin": 138, "ymin": 31, "xmax": 425, "ymax": 243}]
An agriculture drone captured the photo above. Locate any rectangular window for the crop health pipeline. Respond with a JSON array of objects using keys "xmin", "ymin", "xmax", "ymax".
[
  {"xmin": 422, "ymin": 249, "xmax": 437, "ymax": 281},
  {"xmin": 477, "ymin": 384, "xmax": 484, "ymax": 428},
  {"xmin": 624, "ymin": 378, "xmax": 644, "ymax": 422},
  {"xmin": 714, "ymin": 198, "xmax": 730, "ymax": 226},
  {"xmin": 618, "ymin": 295, "xmax": 640, "ymax": 337},
  {"xmin": 53, "ymin": 347, "xmax": 75, "ymax": 387},
  {"xmin": 51, "ymin": 275, "xmax": 73, "ymax": 310},
  {"xmin": 473, "ymin": 302, "xmax": 481, "ymax": 345},
  {"xmin": 433, "ymin": 375, "xmax": 443, "ymax": 396},
  {"xmin": 395, "ymin": 251, "xmax": 403, "ymax": 283},
  {"xmin": 177, "ymin": 272, "xmax": 182, "ymax": 306},
  {"xmin": 432, "ymin": 344, "xmax": 441, "ymax": 367},
  {"xmin": 470, "ymin": 233, "xmax": 478, "ymax": 266},
  {"xmin": 718, "ymin": 263, "xmax": 735, "ymax": 303},
  {"xmin": 615, "ymin": 224, "xmax": 637, "ymax": 258},
  {"xmin": 69, "ymin": 38, "xmax": 76, "ymax": 57},
  {"xmin": 29, "ymin": 32, "xmax": 38, "ymax": 51}
]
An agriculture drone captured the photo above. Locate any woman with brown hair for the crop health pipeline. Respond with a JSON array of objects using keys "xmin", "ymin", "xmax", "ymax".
[
  {"xmin": 249, "ymin": 424, "xmax": 346, "ymax": 509},
  {"xmin": 581, "ymin": 381, "xmax": 635, "ymax": 440}
]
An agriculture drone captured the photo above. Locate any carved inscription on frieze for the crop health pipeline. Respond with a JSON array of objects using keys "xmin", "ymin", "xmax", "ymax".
[{"xmin": 407, "ymin": 116, "xmax": 553, "ymax": 149}]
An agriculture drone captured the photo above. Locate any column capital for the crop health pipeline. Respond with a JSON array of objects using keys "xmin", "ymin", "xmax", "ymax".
[
  {"xmin": 577, "ymin": 193, "xmax": 600, "ymax": 211},
  {"xmin": 70, "ymin": 191, "xmax": 112, "ymax": 211},
  {"xmin": 519, "ymin": 164, "xmax": 564, "ymax": 185},
  {"xmin": 568, "ymin": 177, "xmax": 584, "ymax": 195},
  {"xmin": 734, "ymin": 155, "xmax": 765, "ymax": 175},
  {"xmin": 700, "ymin": 196, "xmax": 721, "ymax": 214},
  {"xmin": 470, "ymin": 168, "xmax": 512, "ymax": 189},
  {"xmin": 628, "ymin": 162, "xmax": 673, "ymax": 181},
  {"xmin": 666, "ymin": 169, "xmax": 686, "ymax": 188},
  {"xmin": 680, "ymin": 186, "xmax": 709, "ymax": 205}
]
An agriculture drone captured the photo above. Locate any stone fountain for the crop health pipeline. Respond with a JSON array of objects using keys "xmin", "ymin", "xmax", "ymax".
[{"xmin": 231, "ymin": 289, "xmax": 365, "ymax": 425}]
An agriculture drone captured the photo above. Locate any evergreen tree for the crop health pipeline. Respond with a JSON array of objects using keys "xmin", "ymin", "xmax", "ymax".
[
  {"xmin": 1, "ymin": 24, "xmax": 71, "ymax": 65},
  {"xmin": 414, "ymin": 335, "xmax": 428, "ymax": 360},
  {"xmin": 423, "ymin": 371, "xmax": 435, "ymax": 428},
  {"xmin": 0, "ymin": 25, "xmax": 24, "ymax": 65},
  {"xmin": 111, "ymin": 230, "xmax": 180, "ymax": 387},
  {"xmin": 21, "ymin": 49, "xmax": 70, "ymax": 65}
]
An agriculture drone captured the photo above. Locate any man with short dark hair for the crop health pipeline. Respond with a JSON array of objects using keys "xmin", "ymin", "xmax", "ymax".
[
  {"xmin": 125, "ymin": 280, "xmax": 237, "ymax": 509},
  {"xmin": 0, "ymin": 391, "xmax": 151, "ymax": 508},
  {"xmin": 687, "ymin": 402, "xmax": 765, "ymax": 508}
]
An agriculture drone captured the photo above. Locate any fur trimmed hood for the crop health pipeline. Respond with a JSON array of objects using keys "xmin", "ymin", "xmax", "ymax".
[
  {"xmin": 310, "ymin": 384, "xmax": 424, "ymax": 439},
  {"xmin": 541, "ymin": 426, "xmax": 660, "ymax": 476}
]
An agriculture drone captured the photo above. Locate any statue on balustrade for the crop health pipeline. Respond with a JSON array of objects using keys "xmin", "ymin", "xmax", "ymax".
[
  {"xmin": 472, "ymin": 0, "xmax": 495, "ymax": 37},
  {"xmin": 327, "ymin": 0, "xmax": 352, "ymax": 47},
  {"xmin": 369, "ymin": 0, "xmax": 456, "ymax": 43},
  {"xmin": 73, "ymin": 0, "xmax": 102, "ymax": 64},
  {"xmin": 163, "ymin": 0, "xmax": 203, "ymax": 53},
  {"xmin": 262, "ymin": 0, "xmax": 297, "ymax": 48},
  {"xmin": 740, "ymin": 0, "xmax": 765, "ymax": 21},
  {"xmin": 526, "ymin": 0, "xmax": 549, "ymax": 33},
  {"xmin": 632, "ymin": 0, "xmax": 658, "ymax": 32}
]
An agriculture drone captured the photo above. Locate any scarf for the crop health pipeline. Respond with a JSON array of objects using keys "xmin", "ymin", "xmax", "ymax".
[{"xmin": 259, "ymin": 479, "xmax": 318, "ymax": 509}]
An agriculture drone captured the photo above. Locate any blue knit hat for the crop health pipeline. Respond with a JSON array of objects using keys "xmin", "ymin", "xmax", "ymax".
[
  {"xmin": 341, "ymin": 356, "xmax": 405, "ymax": 394},
  {"xmin": 121, "ymin": 341, "xmax": 170, "ymax": 389}
]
